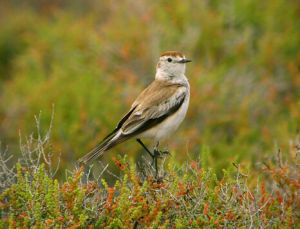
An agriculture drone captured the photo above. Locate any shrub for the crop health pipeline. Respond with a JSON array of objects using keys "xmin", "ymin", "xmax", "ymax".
[
  {"xmin": 1, "ymin": 0, "xmax": 300, "ymax": 174},
  {"xmin": 0, "ymin": 118, "xmax": 299, "ymax": 228}
]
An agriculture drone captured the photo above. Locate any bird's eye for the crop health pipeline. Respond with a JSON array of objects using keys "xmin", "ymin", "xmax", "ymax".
[{"xmin": 167, "ymin": 58, "xmax": 172, "ymax": 62}]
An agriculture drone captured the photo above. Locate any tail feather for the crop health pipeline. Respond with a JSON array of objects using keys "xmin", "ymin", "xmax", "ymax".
[{"xmin": 78, "ymin": 130, "xmax": 128, "ymax": 164}]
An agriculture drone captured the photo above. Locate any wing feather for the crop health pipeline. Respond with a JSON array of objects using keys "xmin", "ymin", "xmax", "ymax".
[{"xmin": 121, "ymin": 81, "xmax": 187, "ymax": 135}]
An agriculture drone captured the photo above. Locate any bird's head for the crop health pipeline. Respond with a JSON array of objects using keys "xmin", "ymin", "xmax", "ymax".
[{"xmin": 156, "ymin": 51, "xmax": 191, "ymax": 80}]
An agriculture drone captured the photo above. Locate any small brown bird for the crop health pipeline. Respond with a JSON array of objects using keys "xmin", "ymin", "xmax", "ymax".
[{"xmin": 79, "ymin": 51, "xmax": 191, "ymax": 175}]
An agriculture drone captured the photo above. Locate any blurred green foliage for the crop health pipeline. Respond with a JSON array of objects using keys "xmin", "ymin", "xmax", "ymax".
[{"xmin": 0, "ymin": 0, "xmax": 299, "ymax": 175}]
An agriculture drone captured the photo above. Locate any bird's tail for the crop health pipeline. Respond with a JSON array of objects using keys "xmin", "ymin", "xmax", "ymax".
[{"xmin": 78, "ymin": 130, "xmax": 127, "ymax": 164}]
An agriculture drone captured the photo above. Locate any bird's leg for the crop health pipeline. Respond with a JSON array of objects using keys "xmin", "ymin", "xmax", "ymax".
[
  {"xmin": 136, "ymin": 139, "xmax": 162, "ymax": 178},
  {"xmin": 136, "ymin": 139, "xmax": 154, "ymax": 158}
]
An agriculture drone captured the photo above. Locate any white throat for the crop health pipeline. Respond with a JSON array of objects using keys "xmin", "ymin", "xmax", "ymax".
[{"xmin": 155, "ymin": 68, "xmax": 189, "ymax": 86}]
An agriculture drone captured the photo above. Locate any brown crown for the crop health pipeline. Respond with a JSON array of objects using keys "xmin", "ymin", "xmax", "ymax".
[{"xmin": 160, "ymin": 51, "xmax": 184, "ymax": 58}]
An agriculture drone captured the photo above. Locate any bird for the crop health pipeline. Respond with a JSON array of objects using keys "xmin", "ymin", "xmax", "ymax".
[{"xmin": 79, "ymin": 51, "xmax": 191, "ymax": 177}]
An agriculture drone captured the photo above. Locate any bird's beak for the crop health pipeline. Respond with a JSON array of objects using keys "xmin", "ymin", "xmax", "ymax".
[{"xmin": 178, "ymin": 59, "xmax": 192, "ymax": 63}]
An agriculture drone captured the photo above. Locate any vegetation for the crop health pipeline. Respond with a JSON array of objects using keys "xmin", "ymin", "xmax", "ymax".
[
  {"xmin": 0, "ymin": 119, "xmax": 299, "ymax": 228},
  {"xmin": 0, "ymin": 0, "xmax": 299, "ymax": 175},
  {"xmin": 0, "ymin": 0, "xmax": 299, "ymax": 227}
]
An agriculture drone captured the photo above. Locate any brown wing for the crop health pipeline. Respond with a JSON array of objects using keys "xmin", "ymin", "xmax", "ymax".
[{"xmin": 121, "ymin": 80, "xmax": 187, "ymax": 135}]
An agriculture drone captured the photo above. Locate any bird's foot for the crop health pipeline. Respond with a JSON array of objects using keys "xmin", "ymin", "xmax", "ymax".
[
  {"xmin": 152, "ymin": 149, "xmax": 170, "ymax": 160},
  {"xmin": 159, "ymin": 150, "xmax": 170, "ymax": 156},
  {"xmin": 150, "ymin": 149, "xmax": 170, "ymax": 178}
]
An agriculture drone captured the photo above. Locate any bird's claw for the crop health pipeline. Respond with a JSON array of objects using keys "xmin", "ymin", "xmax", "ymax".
[
  {"xmin": 150, "ymin": 150, "xmax": 169, "ymax": 164},
  {"xmin": 160, "ymin": 150, "xmax": 170, "ymax": 156}
]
